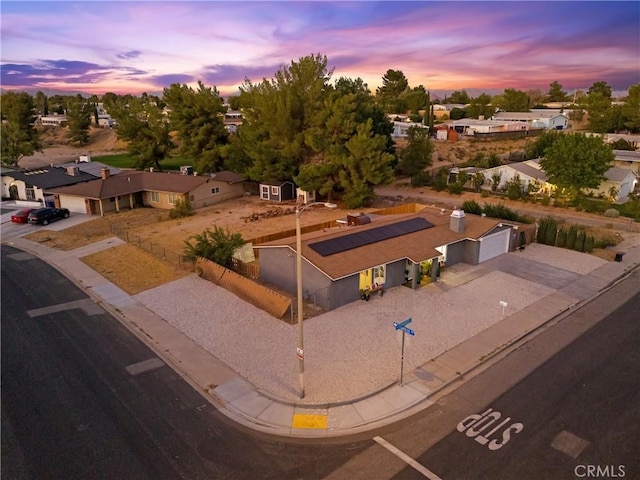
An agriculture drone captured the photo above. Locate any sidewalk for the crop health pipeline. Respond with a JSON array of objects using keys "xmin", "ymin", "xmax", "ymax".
[{"xmin": 4, "ymin": 233, "xmax": 639, "ymax": 438}]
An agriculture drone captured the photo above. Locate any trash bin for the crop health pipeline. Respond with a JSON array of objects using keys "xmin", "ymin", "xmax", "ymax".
[{"xmin": 614, "ymin": 252, "xmax": 624, "ymax": 262}]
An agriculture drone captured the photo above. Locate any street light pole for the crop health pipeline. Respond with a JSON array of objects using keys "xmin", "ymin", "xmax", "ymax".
[{"xmin": 295, "ymin": 200, "xmax": 337, "ymax": 399}]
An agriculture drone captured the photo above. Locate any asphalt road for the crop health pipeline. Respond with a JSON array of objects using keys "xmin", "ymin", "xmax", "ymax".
[
  {"xmin": 0, "ymin": 244, "xmax": 371, "ymax": 480},
  {"xmin": 355, "ymin": 270, "xmax": 639, "ymax": 480}
]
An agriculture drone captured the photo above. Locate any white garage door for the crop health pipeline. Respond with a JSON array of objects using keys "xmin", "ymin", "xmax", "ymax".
[{"xmin": 478, "ymin": 229, "xmax": 510, "ymax": 263}]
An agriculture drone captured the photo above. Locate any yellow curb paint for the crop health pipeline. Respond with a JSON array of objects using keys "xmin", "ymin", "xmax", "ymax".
[{"xmin": 292, "ymin": 413, "xmax": 328, "ymax": 429}]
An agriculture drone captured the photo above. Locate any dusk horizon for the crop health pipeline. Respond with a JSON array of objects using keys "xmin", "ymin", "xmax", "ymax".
[{"xmin": 2, "ymin": 1, "xmax": 638, "ymax": 99}]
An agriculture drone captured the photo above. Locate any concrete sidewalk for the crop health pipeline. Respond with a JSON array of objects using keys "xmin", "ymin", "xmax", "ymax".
[{"xmin": 4, "ymin": 234, "xmax": 639, "ymax": 438}]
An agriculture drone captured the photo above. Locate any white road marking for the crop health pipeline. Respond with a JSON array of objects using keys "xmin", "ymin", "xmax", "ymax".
[{"xmin": 373, "ymin": 436, "xmax": 443, "ymax": 480}]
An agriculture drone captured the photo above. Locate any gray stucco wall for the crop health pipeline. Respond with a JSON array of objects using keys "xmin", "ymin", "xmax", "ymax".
[{"xmin": 445, "ymin": 240, "xmax": 466, "ymax": 266}]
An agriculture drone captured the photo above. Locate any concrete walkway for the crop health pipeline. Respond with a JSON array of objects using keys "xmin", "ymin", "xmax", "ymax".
[{"xmin": 3, "ymin": 228, "xmax": 639, "ymax": 438}]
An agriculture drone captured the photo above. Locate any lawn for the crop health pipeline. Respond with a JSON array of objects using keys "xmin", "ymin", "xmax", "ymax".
[{"xmin": 92, "ymin": 153, "xmax": 195, "ymax": 171}]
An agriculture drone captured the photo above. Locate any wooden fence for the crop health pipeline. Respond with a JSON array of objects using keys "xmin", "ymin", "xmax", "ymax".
[{"xmin": 196, "ymin": 258, "xmax": 290, "ymax": 319}]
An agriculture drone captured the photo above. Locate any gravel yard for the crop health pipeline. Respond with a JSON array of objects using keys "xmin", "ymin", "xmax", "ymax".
[
  {"xmin": 134, "ymin": 249, "xmax": 576, "ymax": 404},
  {"xmin": 516, "ymin": 243, "xmax": 608, "ymax": 274}
]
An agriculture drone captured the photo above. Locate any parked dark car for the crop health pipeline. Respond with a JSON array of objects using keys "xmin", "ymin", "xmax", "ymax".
[
  {"xmin": 28, "ymin": 207, "xmax": 70, "ymax": 225},
  {"xmin": 11, "ymin": 208, "xmax": 35, "ymax": 224}
]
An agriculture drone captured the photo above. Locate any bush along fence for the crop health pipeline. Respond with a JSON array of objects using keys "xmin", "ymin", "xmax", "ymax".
[{"xmin": 535, "ymin": 217, "xmax": 596, "ymax": 253}]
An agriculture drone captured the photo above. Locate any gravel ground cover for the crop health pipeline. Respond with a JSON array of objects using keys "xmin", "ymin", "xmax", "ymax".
[
  {"xmin": 516, "ymin": 243, "xmax": 608, "ymax": 274},
  {"xmin": 135, "ymin": 252, "xmax": 560, "ymax": 403}
]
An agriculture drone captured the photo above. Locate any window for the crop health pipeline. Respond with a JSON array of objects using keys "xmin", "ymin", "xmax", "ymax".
[
  {"xmin": 373, "ymin": 264, "xmax": 386, "ymax": 285},
  {"xmin": 261, "ymin": 185, "xmax": 269, "ymax": 200},
  {"xmin": 168, "ymin": 193, "xmax": 179, "ymax": 205},
  {"xmin": 271, "ymin": 186, "xmax": 279, "ymax": 195},
  {"xmin": 211, "ymin": 187, "xmax": 220, "ymax": 194},
  {"xmin": 26, "ymin": 187, "xmax": 36, "ymax": 201},
  {"xmin": 150, "ymin": 191, "xmax": 159, "ymax": 202}
]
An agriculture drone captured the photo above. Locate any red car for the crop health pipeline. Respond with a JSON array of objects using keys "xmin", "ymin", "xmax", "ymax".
[{"xmin": 10, "ymin": 208, "xmax": 35, "ymax": 224}]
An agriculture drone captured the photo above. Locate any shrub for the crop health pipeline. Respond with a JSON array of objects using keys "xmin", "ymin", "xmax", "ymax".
[
  {"xmin": 574, "ymin": 230, "xmax": 586, "ymax": 252},
  {"xmin": 447, "ymin": 183, "xmax": 463, "ymax": 195},
  {"xmin": 461, "ymin": 199, "xmax": 483, "ymax": 215},
  {"xmin": 584, "ymin": 235, "xmax": 595, "ymax": 253},
  {"xmin": 480, "ymin": 190, "xmax": 490, "ymax": 198},
  {"xmin": 169, "ymin": 197, "xmax": 194, "ymax": 219},
  {"xmin": 556, "ymin": 227, "xmax": 567, "ymax": 248},
  {"xmin": 566, "ymin": 225, "xmax": 578, "ymax": 249},
  {"xmin": 540, "ymin": 195, "xmax": 551, "ymax": 206},
  {"xmin": 183, "ymin": 226, "xmax": 245, "ymax": 267},
  {"xmin": 604, "ymin": 208, "xmax": 620, "ymax": 218}
]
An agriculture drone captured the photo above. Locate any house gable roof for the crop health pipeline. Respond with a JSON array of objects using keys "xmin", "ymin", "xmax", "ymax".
[
  {"xmin": 256, "ymin": 210, "xmax": 505, "ymax": 280},
  {"xmin": 605, "ymin": 167, "xmax": 636, "ymax": 183},
  {"xmin": 44, "ymin": 170, "xmax": 210, "ymax": 199},
  {"xmin": 209, "ymin": 170, "xmax": 246, "ymax": 184},
  {"xmin": 55, "ymin": 161, "xmax": 121, "ymax": 177}
]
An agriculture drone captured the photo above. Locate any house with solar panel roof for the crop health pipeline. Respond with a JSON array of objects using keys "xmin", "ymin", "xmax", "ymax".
[{"xmin": 254, "ymin": 207, "xmax": 519, "ymax": 310}]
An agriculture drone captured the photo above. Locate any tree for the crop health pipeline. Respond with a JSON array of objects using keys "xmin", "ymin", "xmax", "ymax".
[
  {"xmin": 581, "ymin": 90, "xmax": 612, "ymax": 133},
  {"xmin": 447, "ymin": 90, "xmax": 470, "ymax": 104},
  {"xmin": 540, "ymin": 133, "xmax": 613, "ymax": 195},
  {"xmin": 527, "ymin": 88, "xmax": 546, "ymax": 107},
  {"xmin": 403, "ymin": 85, "xmax": 428, "ymax": 114},
  {"xmin": 494, "ymin": 88, "xmax": 530, "ymax": 112},
  {"xmin": 108, "ymin": 94, "xmax": 175, "ymax": 171},
  {"xmin": 397, "ymin": 125, "xmax": 433, "ymax": 183},
  {"xmin": 238, "ymin": 53, "xmax": 332, "ymax": 181},
  {"xmin": 621, "ymin": 83, "xmax": 640, "ymax": 133},
  {"xmin": 66, "ymin": 95, "xmax": 92, "ymax": 146},
  {"xmin": 525, "ymin": 130, "xmax": 563, "ymax": 159},
  {"xmin": 1, "ymin": 91, "xmax": 41, "ymax": 166},
  {"xmin": 296, "ymin": 77, "xmax": 395, "ymax": 206},
  {"xmin": 338, "ymin": 120, "xmax": 394, "ymax": 208},
  {"xmin": 467, "ymin": 93, "xmax": 494, "ymax": 119},
  {"xmin": 588, "ymin": 81, "xmax": 612, "ymax": 99},
  {"xmin": 34, "ymin": 91, "xmax": 48, "ymax": 115},
  {"xmin": 163, "ymin": 81, "xmax": 229, "ymax": 173},
  {"xmin": 183, "ymin": 226, "xmax": 245, "ymax": 267},
  {"xmin": 547, "ymin": 81, "xmax": 568, "ymax": 102},
  {"xmin": 375, "ymin": 69, "xmax": 409, "ymax": 113},
  {"xmin": 472, "ymin": 172, "xmax": 485, "ymax": 192}
]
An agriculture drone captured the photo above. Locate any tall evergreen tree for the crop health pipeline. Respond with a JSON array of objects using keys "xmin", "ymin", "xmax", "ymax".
[
  {"xmin": 163, "ymin": 81, "xmax": 229, "ymax": 173},
  {"xmin": 66, "ymin": 95, "xmax": 92, "ymax": 146},
  {"xmin": 547, "ymin": 81, "xmax": 568, "ymax": 102},
  {"xmin": 1, "ymin": 91, "xmax": 41, "ymax": 166}
]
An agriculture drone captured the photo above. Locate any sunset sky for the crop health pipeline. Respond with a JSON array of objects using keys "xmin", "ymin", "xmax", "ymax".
[{"xmin": 1, "ymin": 1, "xmax": 638, "ymax": 99}]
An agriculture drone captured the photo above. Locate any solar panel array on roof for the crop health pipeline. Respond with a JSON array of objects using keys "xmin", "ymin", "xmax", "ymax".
[{"xmin": 309, "ymin": 217, "xmax": 434, "ymax": 256}]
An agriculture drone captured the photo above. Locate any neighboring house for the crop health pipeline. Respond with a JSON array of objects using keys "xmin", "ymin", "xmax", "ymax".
[
  {"xmin": 54, "ymin": 160, "xmax": 121, "ymax": 177},
  {"xmin": 255, "ymin": 208, "xmax": 517, "ymax": 310},
  {"xmin": 612, "ymin": 149, "xmax": 640, "ymax": 174},
  {"xmin": 223, "ymin": 110, "xmax": 243, "ymax": 134},
  {"xmin": 1, "ymin": 166, "xmax": 98, "ymax": 205},
  {"xmin": 480, "ymin": 160, "xmax": 553, "ymax": 194},
  {"xmin": 46, "ymin": 169, "xmax": 246, "ymax": 215},
  {"xmin": 207, "ymin": 170, "xmax": 247, "ymax": 202},
  {"xmin": 392, "ymin": 121, "xmax": 428, "ymax": 138},
  {"xmin": 587, "ymin": 168, "xmax": 637, "ymax": 203},
  {"xmin": 481, "ymin": 160, "xmax": 637, "ymax": 202},
  {"xmin": 259, "ymin": 180, "xmax": 296, "ymax": 202},
  {"xmin": 38, "ymin": 115, "xmax": 68, "ymax": 126},
  {"xmin": 445, "ymin": 119, "xmax": 531, "ymax": 136},
  {"xmin": 492, "ymin": 111, "xmax": 569, "ymax": 130}
]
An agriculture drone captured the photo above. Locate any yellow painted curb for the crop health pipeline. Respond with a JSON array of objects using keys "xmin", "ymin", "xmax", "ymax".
[{"xmin": 292, "ymin": 413, "xmax": 328, "ymax": 429}]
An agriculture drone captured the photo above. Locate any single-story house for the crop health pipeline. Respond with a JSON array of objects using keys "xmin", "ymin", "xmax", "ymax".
[
  {"xmin": 492, "ymin": 111, "xmax": 569, "ymax": 130},
  {"xmin": 613, "ymin": 149, "xmax": 640, "ymax": 174},
  {"xmin": 2, "ymin": 166, "xmax": 98, "ymax": 205},
  {"xmin": 445, "ymin": 119, "xmax": 531, "ymax": 136},
  {"xmin": 480, "ymin": 160, "xmax": 553, "ymax": 194},
  {"xmin": 38, "ymin": 115, "xmax": 68, "ymax": 127},
  {"xmin": 391, "ymin": 121, "xmax": 428, "ymax": 138},
  {"xmin": 587, "ymin": 168, "xmax": 637, "ymax": 203},
  {"xmin": 207, "ymin": 170, "xmax": 247, "ymax": 202},
  {"xmin": 259, "ymin": 180, "xmax": 296, "ymax": 202},
  {"xmin": 255, "ymin": 208, "xmax": 518, "ymax": 310},
  {"xmin": 46, "ymin": 169, "xmax": 246, "ymax": 215}
]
